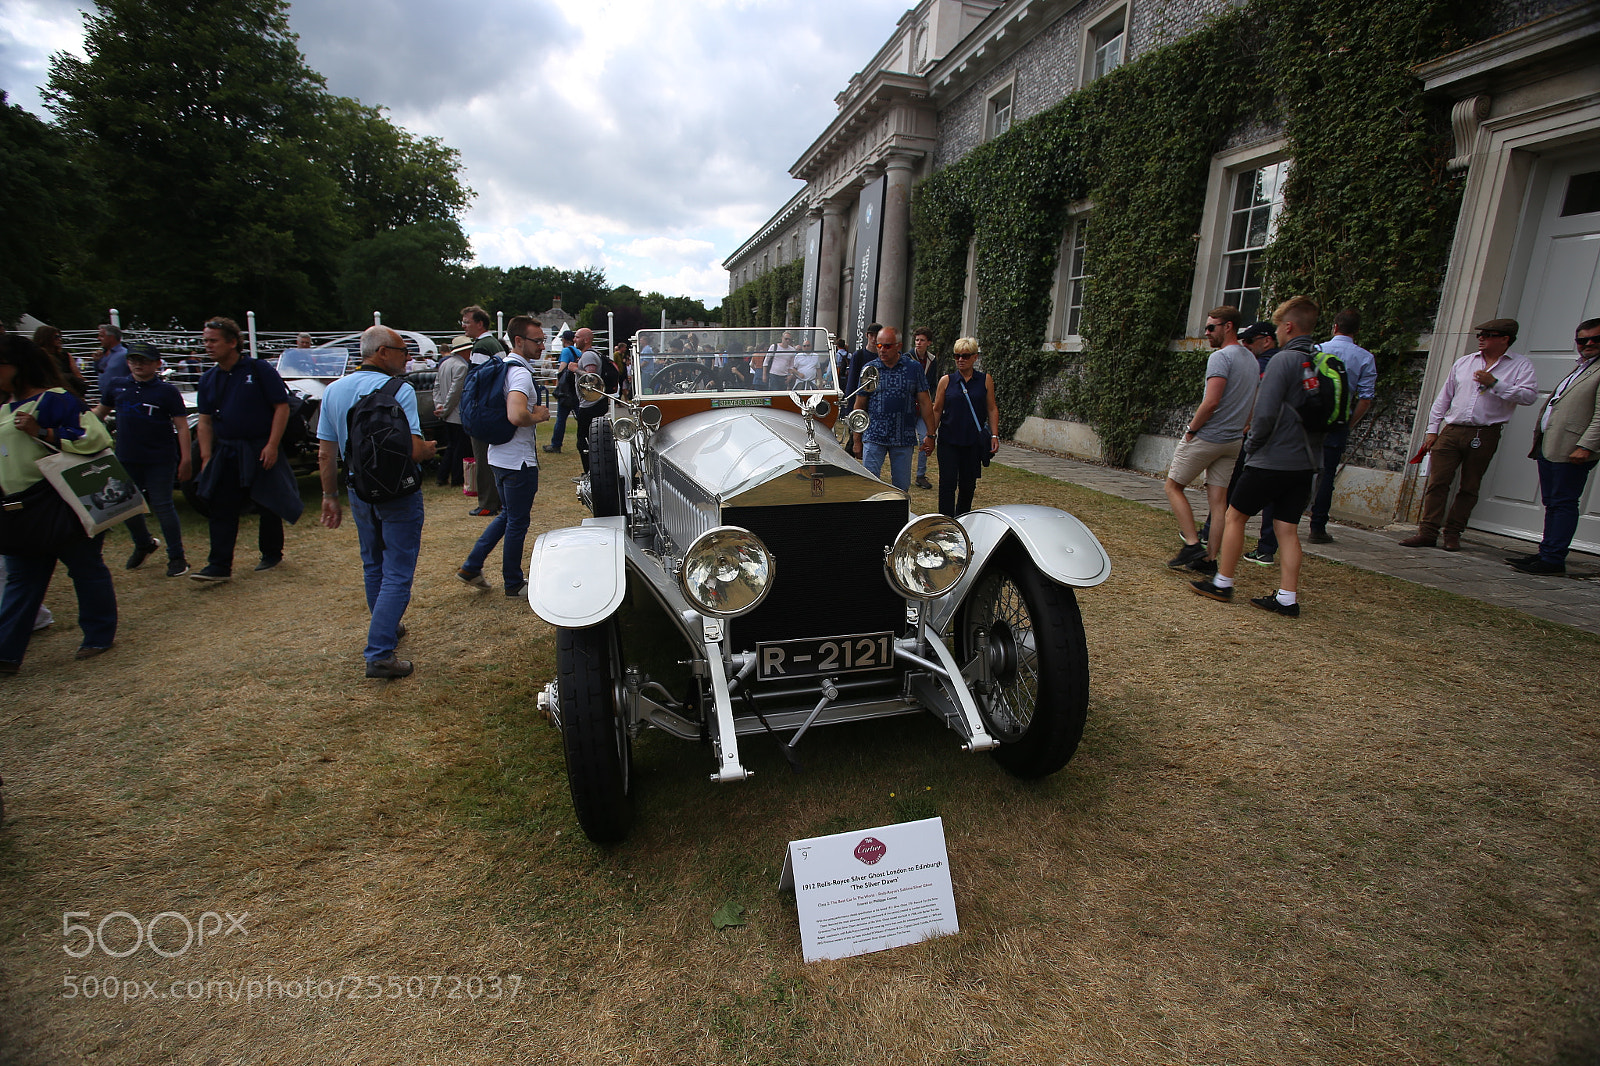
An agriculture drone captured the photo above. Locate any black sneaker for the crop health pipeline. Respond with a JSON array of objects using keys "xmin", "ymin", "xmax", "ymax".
[
  {"xmin": 1185, "ymin": 557, "xmax": 1218, "ymax": 576},
  {"xmin": 505, "ymin": 581, "xmax": 529, "ymax": 598},
  {"xmin": 1510, "ymin": 557, "xmax": 1565, "ymax": 575},
  {"xmin": 365, "ymin": 656, "xmax": 414, "ymax": 679},
  {"xmin": 255, "ymin": 555, "xmax": 283, "ymax": 572},
  {"xmin": 1243, "ymin": 548, "xmax": 1275, "ymax": 565},
  {"xmin": 190, "ymin": 565, "xmax": 231, "ymax": 583},
  {"xmin": 126, "ymin": 539, "xmax": 159, "ymax": 570},
  {"xmin": 914, "ymin": 476, "xmax": 933, "ymax": 490},
  {"xmin": 1250, "ymin": 594, "xmax": 1300, "ymax": 617},
  {"xmin": 1308, "ymin": 528, "xmax": 1334, "ymax": 544},
  {"xmin": 1167, "ymin": 540, "xmax": 1207, "ymax": 569},
  {"xmin": 1504, "ymin": 553, "xmax": 1541, "ymax": 567},
  {"xmin": 166, "ymin": 559, "xmax": 190, "ymax": 578},
  {"xmin": 1189, "ymin": 579, "xmax": 1233, "ymax": 603}
]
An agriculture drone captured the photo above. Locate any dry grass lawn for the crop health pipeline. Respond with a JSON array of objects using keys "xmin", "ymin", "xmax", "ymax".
[{"xmin": 1, "ymin": 448, "xmax": 1596, "ymax": 1065}]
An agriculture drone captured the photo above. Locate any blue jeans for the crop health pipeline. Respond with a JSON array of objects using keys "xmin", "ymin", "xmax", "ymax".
[
  {"xmin": 464, "ymin": 464, "xmax": 539, "ymax": 591},
  {"xmin": 549, "ymin": 399, "xmax": 575, "ymax": 450},
  {"xmin": 349, "ymin": 490, "xmax": 424, "ymax": 663},
  {"xmin": 1308, "ymin": 426, "xmax": 1348, "ymax": 531},
  {"xmin": 121, "ymin": 459, "xmax": 185, "ymax": 561},
  {"xmin": 1536, "ymin": 455, "xmax": 1598, "ymax": 564},
  {"xmin": 0, "ymin": 533, "xmax": 116, "ymax": 663},
  {"xmin": 862, "ymin": 441, "xmax": 914, "ymax": 492}
]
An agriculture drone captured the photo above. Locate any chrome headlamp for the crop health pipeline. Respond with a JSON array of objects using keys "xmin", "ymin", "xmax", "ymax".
[
  {"xmin": 886, "ymin": 515, "xmax": 971, "ymax": 599},
  {"xmin": 678, "ymin": 526, "xmax": 776, "ymax": 618}
]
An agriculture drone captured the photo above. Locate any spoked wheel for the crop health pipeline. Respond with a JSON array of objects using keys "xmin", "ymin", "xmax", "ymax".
[
  {"xmin": 958, "ymin": 548, "xmax": 1089, "ymax": 778},
  {"xmin": 649, "ymin": 361, "xmax": 723, "ymax": 393},
  {"xmin": 557, "ymin": 621, "xmax": 632, "ymax": 842},
  {"xmin": 588, "ymin": 418, "xmax": 625, "ymax": 518}
]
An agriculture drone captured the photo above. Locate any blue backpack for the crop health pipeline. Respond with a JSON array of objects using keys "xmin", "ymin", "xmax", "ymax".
[{"xmin": 460, "ymin": 355, "xmax": 543, "ymax": 445}]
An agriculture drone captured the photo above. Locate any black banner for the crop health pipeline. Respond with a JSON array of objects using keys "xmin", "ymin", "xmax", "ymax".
[
  {"xmin": 848, "ymin": 176, "xmax": 885, "ymax": 349},
  {"xmin": 800, "ymin": 215, "xmax": 822, "ymax": 328}
]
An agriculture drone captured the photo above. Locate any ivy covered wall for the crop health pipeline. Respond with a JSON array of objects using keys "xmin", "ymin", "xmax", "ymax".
[
  {"xmin": 721, "ymin": 261, "xmax": 804, "ymax": 328},
  {"xmin": 910, "ymin": 0, "xmax": 1488, "ymax": 465}
]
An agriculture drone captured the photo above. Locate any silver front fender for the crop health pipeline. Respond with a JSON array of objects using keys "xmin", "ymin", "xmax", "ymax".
[
  {"xmin": 527, "ymin": 516, "xmax": 627, "ymax": 628},
  {"xmin": 927, "ymin": 504, "xmax": 1111, "ymax": 632}
]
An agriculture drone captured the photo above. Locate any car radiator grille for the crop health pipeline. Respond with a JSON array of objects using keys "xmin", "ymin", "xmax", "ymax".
[{"xmin": 724, "ymin": 499, "xmax": 907, "ymax": 647}]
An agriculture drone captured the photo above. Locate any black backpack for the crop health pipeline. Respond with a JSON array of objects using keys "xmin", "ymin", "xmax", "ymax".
[
  {"xmin": 345, "ymin": 376, "xmax": 420, "ymax": 504},
  {"xmin": 1289, "ymin": 346, "xmax": 1354, "ymax": 433}
]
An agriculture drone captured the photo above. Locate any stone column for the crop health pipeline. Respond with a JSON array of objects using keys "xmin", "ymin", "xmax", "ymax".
[
  {"xmin": 875, "ymin": 152, "xmax": 919, "ymax": 334},
  {"xmin": 815, "ymin": 201, "xmax": 847, "ymax": 336}
]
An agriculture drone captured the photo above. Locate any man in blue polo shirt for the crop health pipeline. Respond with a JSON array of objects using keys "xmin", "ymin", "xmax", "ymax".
[
  {"xmin": 317, "ymin": 325, "xmax": 437, "ymax": 679},
  {"xmin": 92, "ymin": 342, "xmax": 192, "ymax": 576},
  {"xmin": 850, "ymin": 326, "xmax": 936, "ymax": 492},
  {"xmin": 191, "ymin": 316, "xmax": 303, "ymax": 583}
]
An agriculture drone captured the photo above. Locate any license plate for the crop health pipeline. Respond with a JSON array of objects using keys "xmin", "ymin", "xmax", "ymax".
[{"xmin": 756, "ymin": 632, "xmax": 895, "ymax": 681}]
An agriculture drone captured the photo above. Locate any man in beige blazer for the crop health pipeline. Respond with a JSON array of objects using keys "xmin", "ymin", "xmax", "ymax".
[{"xmin": 1508, "ymin": 317, "xmax": 1600, "ymax": 574}]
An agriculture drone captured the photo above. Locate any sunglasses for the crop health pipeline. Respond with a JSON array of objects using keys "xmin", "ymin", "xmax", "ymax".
[
  {"xmin": 1578, "ymin": 335, "xmax": 1600, "ymax": 347},
  {"xmin": 1477, "ymin": 331, "xmax": 1508, "ymax": 339}
]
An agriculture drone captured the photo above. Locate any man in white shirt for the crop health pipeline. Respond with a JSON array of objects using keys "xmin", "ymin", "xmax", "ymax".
[
  {"xmin": 456, "ymin": 316, "xmax": 549, "ymax": 596},
  {"xmin": 1401, "ymin": 318, "xmax": 1537, "ymax": 552}
]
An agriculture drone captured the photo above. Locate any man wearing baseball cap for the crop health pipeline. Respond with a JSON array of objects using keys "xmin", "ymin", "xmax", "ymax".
[{"xmin": 545, "ymin": 329, "xmax": 579, "ymax": 453}]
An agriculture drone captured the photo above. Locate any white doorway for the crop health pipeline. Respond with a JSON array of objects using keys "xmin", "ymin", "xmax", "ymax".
[{"xmin": 1472, "ymin": 150, "xmax": 1600, "ymax": 552}]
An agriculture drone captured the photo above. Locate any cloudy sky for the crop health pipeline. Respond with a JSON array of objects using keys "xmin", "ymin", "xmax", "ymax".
[{"xmin": 0, "ymin": 0, "xmax": 909, "ymax": 305}]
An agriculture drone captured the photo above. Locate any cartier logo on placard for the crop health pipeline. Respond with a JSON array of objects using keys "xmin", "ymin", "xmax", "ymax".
[{"xmin": 853, "ymin": 837, "xmax": 886, "ymax": 865}]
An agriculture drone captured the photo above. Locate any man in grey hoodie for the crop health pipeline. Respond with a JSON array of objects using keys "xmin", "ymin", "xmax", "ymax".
[{"xmin": 1190, "ymin": 295, "xmax": 1325, "ymax": 617}]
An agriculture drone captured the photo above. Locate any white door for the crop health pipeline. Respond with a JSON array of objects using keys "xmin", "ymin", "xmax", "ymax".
[{"xmin": 1473, "ymin": 152, "xmax": 1600, "ymax": 552}]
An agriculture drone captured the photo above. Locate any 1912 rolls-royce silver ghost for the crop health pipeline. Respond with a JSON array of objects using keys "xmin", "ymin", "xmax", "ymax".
[{"xmin": 527, "ymin": 327, "xmax": 1111, "ymax": 842}]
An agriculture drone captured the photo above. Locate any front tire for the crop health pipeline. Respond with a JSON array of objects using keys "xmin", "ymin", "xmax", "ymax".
[
  {"xmin": 588, "ymin": 418, "xmax": 625, "ymax": 518},
  {"xmin": 557, "ymin": 622, "xmax": 632, "ymax": 842},
  {"xmin": 958, "ymin": 547, "xmax": 1089, "ymax": 778}
]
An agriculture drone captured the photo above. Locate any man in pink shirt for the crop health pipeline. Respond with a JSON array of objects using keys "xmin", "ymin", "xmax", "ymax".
[{"xmin": 1401, "ymin": 318, "xmax": 1538, "ymax": 551}]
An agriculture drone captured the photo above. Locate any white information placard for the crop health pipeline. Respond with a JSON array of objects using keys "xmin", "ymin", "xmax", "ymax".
[{"xmin": 779, "ymin": 816, "xmax": 957, "ymax": 963}]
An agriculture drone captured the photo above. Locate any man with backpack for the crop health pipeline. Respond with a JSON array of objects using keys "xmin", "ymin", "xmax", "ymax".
[
  {"xmin": 457, "ymin": 316, "xmax": 549, "ymax": 597},
  {"xmin": 1191, "ymin": 295, "xmax": 1330, "ymax": 617},
  {"xmin": 544, "ymin": 328, "xmax": 580, "ymax": 454},
  {"xmin": 1304, "ymin": 309, "xmax": 1378, "ymax": 543},
  {"xmin": 575, "ymin": 331, "xmax": 620, "ymax": 474},
  {"xmin": 316, "ymin": 326, "xmax": 438, "ymax": 679}
]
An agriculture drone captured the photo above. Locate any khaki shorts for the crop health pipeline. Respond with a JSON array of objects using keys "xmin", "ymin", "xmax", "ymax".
[{"xmin": 1167, "ymin": 435, "xmax": 1241, "ymax": 488}]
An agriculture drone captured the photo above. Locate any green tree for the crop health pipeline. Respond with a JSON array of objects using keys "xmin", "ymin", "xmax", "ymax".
[
  {"xmin": 314, "ymin": 95, "xmax": 470, "ymax": 239},
  {"xmin": 43, "ymin": 0, "xmax": 472, "ymax": 329},
  {"xmin": 46, "ymin": 0, "xmax": 346, "ymax": 324},
  {"xmin": 336, "ymin": 221, "xmax": 471, "ymax": 328},
  {"xmin": 0, "ymin": 92, "xmax": 100, "ymax": 323},
  {"xmin": 471, "ymin": 265, "xmax": 609, "ymax": 318}
]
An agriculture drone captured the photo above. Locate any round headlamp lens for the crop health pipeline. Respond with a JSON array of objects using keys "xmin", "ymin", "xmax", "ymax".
[
  {"xmin": 887, "ymin": 514, "xmax": 971, "ymax": 599},
  {"xmin": 679, "ymin": 526, "xmax": 775, "ymax": 618}
]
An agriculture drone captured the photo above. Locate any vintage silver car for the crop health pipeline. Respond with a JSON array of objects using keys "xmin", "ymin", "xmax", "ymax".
[{"xmin": 528, "ymin": 327, "xmax": 1110, "ymax": 842}]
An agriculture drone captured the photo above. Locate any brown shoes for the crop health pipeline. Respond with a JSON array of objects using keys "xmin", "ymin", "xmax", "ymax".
[
  {"xmin": 1399, "ymin": 533, "xmax": 1436, "ymax": 548},
  {"xmin": 1442, "ymin": 533, "xmax": 1461, "ymax": 552}
]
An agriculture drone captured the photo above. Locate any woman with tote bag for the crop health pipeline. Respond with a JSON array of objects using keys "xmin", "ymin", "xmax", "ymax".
[{"xmin": 0, "ymin": 335, "xmax": 117, "ymax": 673}]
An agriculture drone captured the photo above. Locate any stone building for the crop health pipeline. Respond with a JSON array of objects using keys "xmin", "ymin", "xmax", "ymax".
[
  {"xmin": 536, "ymin": 296, "xmax": 577, "ymax": 339},
  {"xmin": 724, "ymin": 0, "xmax": 1600, "ymax": 551}
]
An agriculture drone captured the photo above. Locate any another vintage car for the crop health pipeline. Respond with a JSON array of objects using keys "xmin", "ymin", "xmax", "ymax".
[{"xmin": 527, "ymin": 327, "xmax": 1111, "ymax": 843}]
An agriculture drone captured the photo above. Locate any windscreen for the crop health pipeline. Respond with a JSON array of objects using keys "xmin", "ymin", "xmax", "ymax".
[{"xmin": 632, "ymin": 327, "xmax": 836, "ymax": 397}]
